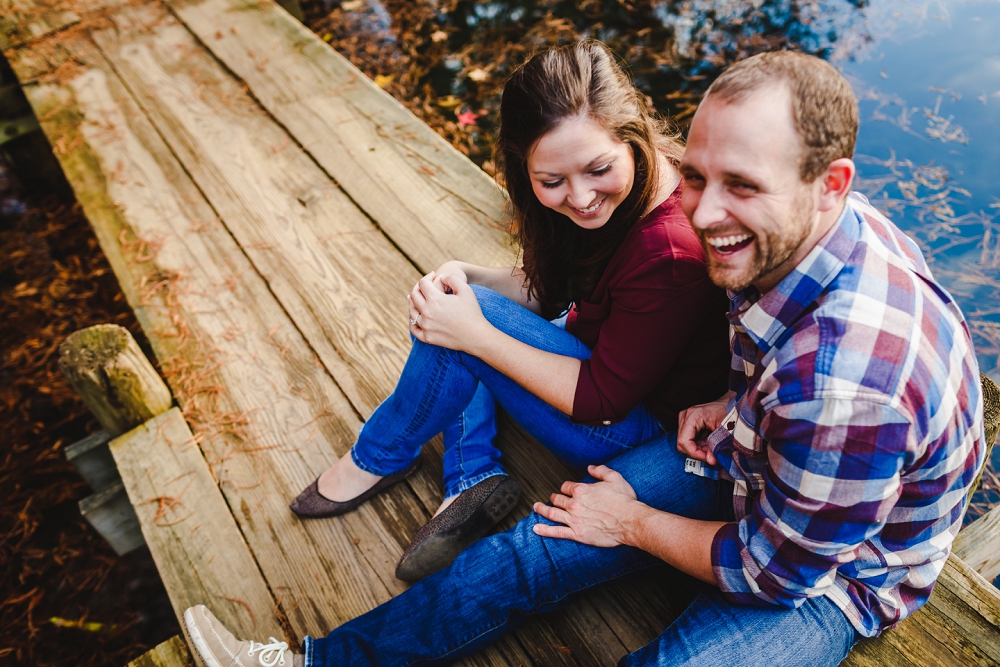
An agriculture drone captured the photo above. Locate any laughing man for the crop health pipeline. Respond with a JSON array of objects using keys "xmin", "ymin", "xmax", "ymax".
[{"xmin": 181, "ymin": 51, "xmax": 985, "ymax": 667}]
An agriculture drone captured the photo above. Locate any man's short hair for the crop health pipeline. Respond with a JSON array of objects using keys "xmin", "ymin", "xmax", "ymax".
[{"xmin": 705, "ymin": 51, "xmax": 858, "ymax": 183}]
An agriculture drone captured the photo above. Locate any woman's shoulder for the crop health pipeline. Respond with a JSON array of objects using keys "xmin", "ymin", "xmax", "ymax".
[{"xmin": 630, "ymin": 187, "xmax": 706, "ymax": 265}]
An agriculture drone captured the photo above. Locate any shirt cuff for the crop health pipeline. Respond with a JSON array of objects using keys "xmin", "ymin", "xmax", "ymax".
[{"xmin": 711, "ymin": 521, "xmax": 777, "ymax": 608}]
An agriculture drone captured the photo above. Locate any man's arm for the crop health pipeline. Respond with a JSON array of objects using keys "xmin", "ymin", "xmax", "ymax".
[{"xmin": 532, "ymin": 465, "xmax": 726, "ymax": 585}]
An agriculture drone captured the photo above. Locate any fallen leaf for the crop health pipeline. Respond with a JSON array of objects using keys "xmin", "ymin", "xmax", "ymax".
[
  {"xmin": 374, "ymin": 74, "xmax": 393, "ymax": 88},
  {"xmin": 437, "ymin": 95, "xmax": 461, "ymax": 108},
  {"xmin": 456, "ymin": 109, "xmax": 480, "ymax": 128},
  {"xmin": 467, "ymin": 68, "xmax": 489, "ymax": 82},
  {"xmin": 431, "ymin": 30, "xmax": 448, "ymax": 43},
  {"xmin": 341, "ymin": 0, "xmax": 363, "ymax": 10},
  {"xmin": 322, "ymin": 32, "xmax": 333, "ymax": 42}
]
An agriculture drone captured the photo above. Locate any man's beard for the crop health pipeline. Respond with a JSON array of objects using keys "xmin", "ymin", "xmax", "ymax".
[{"xmin": 704, "ymin": 188, "xmax": 816, "ymax": 292}]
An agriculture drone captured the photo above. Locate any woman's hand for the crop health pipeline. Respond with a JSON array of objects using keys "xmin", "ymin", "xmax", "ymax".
[
  {"xmin": 429, "ymin": 261, "xmax": 469, "ymax": 293},
  {"xmin": 408, "ymin": 273, "xmax": 493, "ymax": 352},
  {"xmin": 531, "ymin": 465, "xmax": 646, "ymax": 548},
  {"xmin": 675, "ymin": 391, "xmax": 734, "ymax": 466}
]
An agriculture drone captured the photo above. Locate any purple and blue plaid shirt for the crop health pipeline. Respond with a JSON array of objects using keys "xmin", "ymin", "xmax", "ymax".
[{"xmin": 703, "ymin": 193, "xmax": 984, "ymax": 637}]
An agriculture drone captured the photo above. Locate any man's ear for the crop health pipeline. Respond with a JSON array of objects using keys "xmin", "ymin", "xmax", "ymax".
[{"xmin": 817, "ymin": 158, "xmax": 856, "ymax": 212}]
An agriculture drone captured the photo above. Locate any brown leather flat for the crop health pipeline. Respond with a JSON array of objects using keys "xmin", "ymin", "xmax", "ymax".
[
  {"xmin": 289, "ymin": 459, "xmax": 421, "ymax": 519},
  {"xmin": 395, "ymin": 474, "xmax": 521, "ymax": 582}
]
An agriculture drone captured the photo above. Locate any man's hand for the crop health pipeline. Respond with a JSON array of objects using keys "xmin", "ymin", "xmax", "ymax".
[
  {"xmin": 532, "ymin": 465, "xmax": 647, "ymax": 548},
  {"xmin": 676, "ymin": 391, "xmax": 734, "ymax": 466}
]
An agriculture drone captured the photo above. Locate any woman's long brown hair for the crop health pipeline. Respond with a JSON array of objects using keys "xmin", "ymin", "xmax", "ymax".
[{"xmin": 495, "ymin": 40, "xmax": 684, "ymax": 319}]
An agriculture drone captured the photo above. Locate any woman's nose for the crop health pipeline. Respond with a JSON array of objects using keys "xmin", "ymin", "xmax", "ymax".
[{"xmin": 565, "ymin": 179, "xmax": 595, "ymax": 209}]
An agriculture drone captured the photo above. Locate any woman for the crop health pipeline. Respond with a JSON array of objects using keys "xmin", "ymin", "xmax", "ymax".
[{"xmin": 290, "ymin": 40, "xmax": 731, "ymax": 582}]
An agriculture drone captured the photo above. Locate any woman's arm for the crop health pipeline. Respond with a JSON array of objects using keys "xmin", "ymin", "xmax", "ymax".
[
  {"xmin": 409, "ymin": 274, "xmax": 578, "ymax": 413},
  {"xmin": 434, "ymin": 261, "xmax": 542, "ymax": 315}
]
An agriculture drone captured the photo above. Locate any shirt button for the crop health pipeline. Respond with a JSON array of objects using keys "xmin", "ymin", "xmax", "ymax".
[
  {"xmin": 726, "ymin": 421, "xmax": 736, "ymax": 431},
  {"xmin": 602, "ymin": 420, "xmax": 611, "ymax": 425}
]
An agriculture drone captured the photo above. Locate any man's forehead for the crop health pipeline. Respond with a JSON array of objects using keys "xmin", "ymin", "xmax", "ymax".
[{"xmin": 683, "ymin": 83, "xmax": 802, "ymax": 175}]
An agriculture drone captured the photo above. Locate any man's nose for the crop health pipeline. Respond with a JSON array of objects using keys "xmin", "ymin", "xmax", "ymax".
[{"xmin": 689, "ymin": 184, "xmax": 727, "ymax": 231}]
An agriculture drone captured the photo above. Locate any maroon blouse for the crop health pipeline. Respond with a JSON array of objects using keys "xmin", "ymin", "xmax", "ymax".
[{"xmin": 565, "ymin": 188, "xmax": 731, "ymax": 430}]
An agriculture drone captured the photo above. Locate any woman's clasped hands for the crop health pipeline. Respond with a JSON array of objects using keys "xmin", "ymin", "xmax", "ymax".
[{"xmin": 407, "ymin": 263, "xmax": 491, "ymax": 353}]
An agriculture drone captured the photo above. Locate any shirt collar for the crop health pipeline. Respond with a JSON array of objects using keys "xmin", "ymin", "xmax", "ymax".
[{"xmin": 729, "ymin": 195, "xmax": 862, "ymax": 355}]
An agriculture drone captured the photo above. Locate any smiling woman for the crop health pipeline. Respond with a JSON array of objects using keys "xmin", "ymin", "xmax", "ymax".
[{"xmin": 287, "ymin": 40, "xmax": 732, "ymax": 583}]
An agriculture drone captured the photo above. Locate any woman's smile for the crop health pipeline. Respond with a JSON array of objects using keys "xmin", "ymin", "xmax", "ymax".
[{"xmin": 528, "ymin": 114, "xmax": 635, "ymax": 230}]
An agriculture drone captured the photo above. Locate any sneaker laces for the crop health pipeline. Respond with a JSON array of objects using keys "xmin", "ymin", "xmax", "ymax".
[{"xmin": 247, "ymin": 637, "xmax": 290, "ymax": 667}]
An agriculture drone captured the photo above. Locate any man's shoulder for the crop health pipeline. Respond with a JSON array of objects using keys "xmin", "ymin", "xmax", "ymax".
[{"xmin": 765, "ymin": 196, "xmax": 974, "ymax": 413}]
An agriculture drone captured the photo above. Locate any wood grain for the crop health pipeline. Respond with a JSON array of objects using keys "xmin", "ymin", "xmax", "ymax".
[
  {"xmin": 956, "ymin": 504, "xmax": 1000, "ymax": 581},
  {"xmin": 127, "ymin": 635, "xmax": 194, "ymax": 667},
  {"xmin": 59, "ymin": 323, "xmax": 173, "ymax": 437},
  {"xmin": 843, "ymin": 555, "xmax": 1000, "ymax": 667},
  {"xmin": 111, "ymin": 409, "xmax": 283, "ymax": 643},
  {"xmin": 10, "ymin": 37, "xmax": 412, "ymax": 639},
  {"xmin": 168, "ymin": 0, "xmax": 514, "ymax": 275}
]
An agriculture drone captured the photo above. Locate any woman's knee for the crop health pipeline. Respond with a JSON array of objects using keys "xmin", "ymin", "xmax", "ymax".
[{"xmin": 469, "ymin": 284, "xmax": 513, "ymax": 322}]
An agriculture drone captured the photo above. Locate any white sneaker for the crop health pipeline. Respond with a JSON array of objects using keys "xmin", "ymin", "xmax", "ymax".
[{"xmin": 183, "ymin": 604, "xmax": 300, "ymax": 667}]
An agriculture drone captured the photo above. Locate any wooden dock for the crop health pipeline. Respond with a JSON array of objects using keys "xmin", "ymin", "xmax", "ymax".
[{"xmin": 4, "ymin": 0, "xmax": 1000, "ymax": 664}]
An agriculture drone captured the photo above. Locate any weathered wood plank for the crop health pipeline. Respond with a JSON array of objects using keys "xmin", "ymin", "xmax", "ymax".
[
  {"xmin": 127, "ymin": 635, "xmax": 194, "ymax": 667},
  {"xmin": 956, "ymin": 503, "xmax": 1000, "ymax": 581},
  {"xmin": 111, "ymin": 409, "xmax": 283, "ymax": 642},
  {"xmin": 843, "ymin": 555, "xmax": 1000, "ymax": 666},
  {"xmin": 1, "ymin": 0, "xmax": 79, "ymax": 50},
  {"xmin": 8, "ymin": 35, "xmax": 405, "ymax": 637},
  {"xmin": 84, "ymin": 7, "xmax": 646, "ymax": 664},
  {"xmin": 7, "ymin": 18, "xmax": 528, "ymax": 667},
  {"xmin": 90, "ymin": 2, "xmax": 413, "ymax": 421},
  {"xmin": 168, "ymin": 0, "xmax": 513, "ymax": 275}
]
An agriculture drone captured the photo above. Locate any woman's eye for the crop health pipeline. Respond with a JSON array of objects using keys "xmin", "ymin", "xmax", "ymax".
[
  {"xmin": 591, "ymin": 165, "xmax": 611, "ymax": 177},
  {"xmin": 541, "ymin": 179, "xmax": 563, "ymax": 189}
]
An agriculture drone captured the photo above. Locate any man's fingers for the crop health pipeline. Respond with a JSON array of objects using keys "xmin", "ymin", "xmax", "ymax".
[
  {"xmin": 532, "ymin": 502, "xmax": 571, "ymax": 526},
  {"xmin": 559, "ymin": 480, "xmax": 578, "ymax": 496},
  {"xmin": 587, "ymin": 465, "xmax": 620, "ymax": 483},
  {"xmin": 532, "ymin": 523, "xmax": 577, "ymax": 540}
]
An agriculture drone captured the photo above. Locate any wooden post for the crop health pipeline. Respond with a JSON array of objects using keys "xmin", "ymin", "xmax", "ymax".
[{"xmin": 58, "ymin": 324, "xmax": 172, "ymax": 437}]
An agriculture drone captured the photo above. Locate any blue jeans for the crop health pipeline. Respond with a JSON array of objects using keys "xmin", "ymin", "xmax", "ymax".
[
  {"xmin": 304, "ymin": 439, "xmax": 856, "ymax": 666},
  {"xmin": 351, "ymin": 286, "xmax": 664, "ymax": 498}
]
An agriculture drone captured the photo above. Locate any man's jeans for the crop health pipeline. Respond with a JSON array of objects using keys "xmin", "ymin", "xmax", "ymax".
[
  {"xmin": 304, "ymin": 439, "xmax": 858, "ymax": 666},
  {"xmin": 352, "ymin": 285, "xmax": 664, "ymax": 499}
]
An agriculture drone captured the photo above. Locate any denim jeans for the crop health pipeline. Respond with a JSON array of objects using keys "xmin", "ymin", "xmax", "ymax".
[
  {"xmin": 351, "ymin": 286, "xmax": 664, "ymax": 499},
  {"xmin": 304, "ymin": 438, "xmax": 857, "ymax": 666}
]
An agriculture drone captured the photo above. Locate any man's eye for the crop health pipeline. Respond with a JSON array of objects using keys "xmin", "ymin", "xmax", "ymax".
[
  {"xmin": 683, "ymin": 175, "xmax": 705, "ymax": 188},
  {"xmin": 541, "ymin": 179, "xmax": 563, "ymax": 189},
  {"xmin": 731, "ymin": 182, "xmax": 758, "ymax": 193}
]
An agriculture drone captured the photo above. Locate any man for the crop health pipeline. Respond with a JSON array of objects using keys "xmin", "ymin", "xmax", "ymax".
[{"xmin": 182, "ymin": 51, "xmax": 984, "ymax": 667}]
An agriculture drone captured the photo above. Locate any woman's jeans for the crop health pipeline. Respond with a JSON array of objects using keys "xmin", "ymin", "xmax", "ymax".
[
  {"xmin": 304, "ymin": 439, "xmax": 858, "ymax": 666},
  {"xmin": 351, "ymin": 285, "xmax": 664, "ymax": 498}
]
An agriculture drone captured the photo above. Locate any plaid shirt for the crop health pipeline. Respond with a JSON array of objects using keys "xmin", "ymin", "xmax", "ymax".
[{"xmin": 704, "ymin": 193, "xmax": 984, "ymax": 637}]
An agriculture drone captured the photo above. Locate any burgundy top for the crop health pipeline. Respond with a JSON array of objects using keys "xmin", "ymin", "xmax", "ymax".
[{"xmin": 565, "ymin": 188, "xmax": 730, "ymax": 430}]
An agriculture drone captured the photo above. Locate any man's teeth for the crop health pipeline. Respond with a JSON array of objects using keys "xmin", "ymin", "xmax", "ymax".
[
  {"xmin": 577, "ymin": 200, "xmax": 603, "ymax": 214},
  {"xmin": 707, "ymin": 233, "xmax": 753, "ymax": 248}
]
